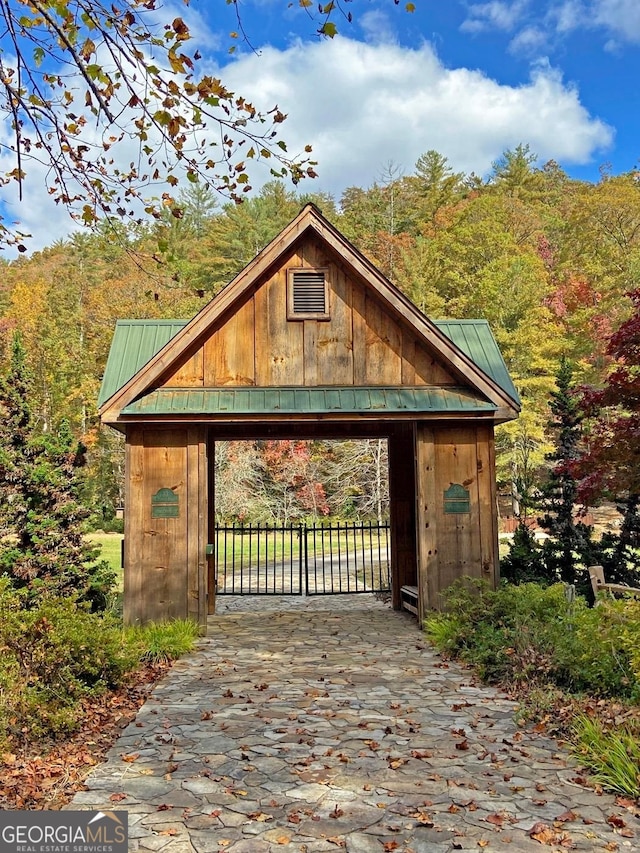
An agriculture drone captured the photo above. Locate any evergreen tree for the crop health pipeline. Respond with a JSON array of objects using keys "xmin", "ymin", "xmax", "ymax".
[
  {"xmin": 538, "ymin": 358, "xmax": 592, "ymax": 586},
  {"xmin": 500, "ymin": 521, "xmax": 555, "ymax": 585},
  {"xmin": 0, "ymin": 334, "xmax": 114, "ymax": 608}
]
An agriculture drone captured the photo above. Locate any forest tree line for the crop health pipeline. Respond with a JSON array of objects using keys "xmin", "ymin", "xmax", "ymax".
[{"xmin": 0, "ymin": 144, "xmax": 638, "ymax": 527}]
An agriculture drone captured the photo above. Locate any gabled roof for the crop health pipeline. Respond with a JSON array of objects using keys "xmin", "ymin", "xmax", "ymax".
[
  {"xmin": 99, "ymin": 318, "xmax": 520, "ymax": 409},
  {"xmin": 99, "ymin": 204, "xmax": 520, "ymax": 423}
]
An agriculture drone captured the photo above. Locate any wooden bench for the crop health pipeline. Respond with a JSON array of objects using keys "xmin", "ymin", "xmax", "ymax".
[
  {"xmin": 400, "ymin": 585, "xmax": 419, "ymax": 616},
  {"xmin": 588, "ymin": 565, "xmax": 640, "ymax": 602}
]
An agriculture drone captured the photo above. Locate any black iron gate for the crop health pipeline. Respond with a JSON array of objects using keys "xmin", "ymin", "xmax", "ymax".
[{"xmin": 213, "ymin": 522, "xmax": 390, "ymax": 595}]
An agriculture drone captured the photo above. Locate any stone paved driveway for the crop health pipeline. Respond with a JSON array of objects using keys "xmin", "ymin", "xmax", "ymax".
[{"xmin": 68, "ymin": 595, "xmax": 638, "ymax": 852}]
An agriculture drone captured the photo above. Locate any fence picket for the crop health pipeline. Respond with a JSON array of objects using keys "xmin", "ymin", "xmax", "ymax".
[{"xmin": 213, "ymin": 522, "xmax": 391, "ymax": 596}]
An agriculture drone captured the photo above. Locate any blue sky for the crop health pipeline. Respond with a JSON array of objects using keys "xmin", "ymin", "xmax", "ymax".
[
  {"xmin": 2, "ymin": 0, "xmax": 639, "ymax": 251},
  {"xmin": 201, "ymin": 0, "xmax": 638, "ymax": 190}
]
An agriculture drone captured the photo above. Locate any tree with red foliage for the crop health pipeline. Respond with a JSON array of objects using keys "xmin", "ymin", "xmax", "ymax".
[
  {"xmin": 577, "ymin": 289, "xmax": 640, "ymax": 505},
  {"xmin": 576, "ymin": 289, "xmax": 640, "ymax": 569},
  {"xmin": 260, "ymin": 440, "xmax": 329, "ymax": 524}
]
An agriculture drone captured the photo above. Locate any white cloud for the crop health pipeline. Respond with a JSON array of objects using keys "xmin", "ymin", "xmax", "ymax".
[
  {"xmin": 1, "ymin": 35, "xmax": 613, "ymax": 254},
  {"xmin": 359, "ymin": 10, "xmax": 397, "ymax": 45},
  {"xmin": 550, "ymin": 1, "xmax": 586, "ymax": 34},
  {"xmin": 218, "ymin": 37, "xmax": 612, "ymax": 198},
  {"xmin": 591, "ymin": 0, "xmax": 640, "ymax": 42},
  {"xmin": 508, "ymin": 24, "xmax": 548, "ymax": 53},
  {"xmin": 461, "ymin": 1, "xmax": 529, "ymax": 34}
]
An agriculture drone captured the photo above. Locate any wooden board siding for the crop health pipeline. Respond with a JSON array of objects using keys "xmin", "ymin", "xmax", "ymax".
[
  {"xmin": 205, "ymin": 299, "xmax": 257, "ymax": 386},
  {"xmin": 123, "ymin": 427, "xmax": 207, "ymax": 629},
  {"xmin": 416, "ymin": 424, "xmax": 438, "ymax": 620},
  {"xmin": 388, "ymin": 424, "xmax": 418, "ymax": 610},
  {"xmin": 477, "ymin": 425, "xmax": 499, "ymax": 586},
  {"xmin": 416, "ymin": 424, "xmax": 494, "ymax": 615},
  {"xmin": 160, "ymin": 236, "xmax": 457, "ymax": 390}
]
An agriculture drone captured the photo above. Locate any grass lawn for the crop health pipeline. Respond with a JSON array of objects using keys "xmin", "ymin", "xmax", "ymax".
[{"xmin": 88, "ymin": 531, "xmax": 123, "ymax": 589}]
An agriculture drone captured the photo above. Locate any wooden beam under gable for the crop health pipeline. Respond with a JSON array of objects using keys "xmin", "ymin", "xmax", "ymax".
[{"xmin": 100, "ymin": 204, "xmax": 520, "ymax": 423}]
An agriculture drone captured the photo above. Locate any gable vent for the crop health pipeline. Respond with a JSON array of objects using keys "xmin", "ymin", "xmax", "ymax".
[
  {"xmin": 287, "ymin": 268, "xmax": 330, "ymax": 320},
  {"xmin": 292, "ymin": 272, "xmax": 326, "ymax": 313}
]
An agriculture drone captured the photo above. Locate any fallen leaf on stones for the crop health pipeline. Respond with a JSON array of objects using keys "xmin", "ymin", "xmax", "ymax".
[
  {"xmin": 477, "ymin": 841, "xmax": 489, "ymax": 848},
  {"xmin": 620, "ymin": 828, "xmax": 635, "ymax": 838},
  {"xmin": 377, "ymin": 803, "xmax": 387, "ymax": 809},
  {"xmin": 486, "ymin": 813, "xmax": 505, "ymax": 827},
  {"xmin": 387, "ymin": 758, "xmax": 407, "ymax": 769},
  {"xmin": 363, "ymin": 783, "xmax": 372, "ymax": 791},
  {"xmin": 109, "ymin": 793, "xmax": 126, "ymax": 802},
  {"xmin": 275, "ymin": 836, "xmax": 291, "ymax": 844},
  {"xmin": 555, "ymin": 810, "xmax": 577, "ymax": 823},
  {"xmin": 607, "ymin": 815, "xmax": 626, "ymax": 829},
  {"xmin": 455, "ymin": 740, "xmax": 470, "ymax": 751},
  {"xmin": 383, "ymin": 843, "xmax": 399, "ymax": 852},
  {"xmin": 157, "ymin": 804, "xmax": 173, "ymax": 811},
  {"xmin": 411, "ymin": 750, "xmax": 432, "ymax": 759},
  {"xmin": 604, "ymin": 843, "xmax": 619, "ymax": 852},
  {"xmin": 448, "ymin": 804, "xmax": 459, "ymax": 814},
  {"xmin": 288, "ymin": 812, "xmax": 301, "ymax": 824},
  {"xmin": 331, "ymin": 804, "xmax": 344, "ymax": 819},
  {"xmin": 158, "ymin": 827, "xmax": 178, "ymax": 836},
  {"xmin": 247, "ymin": 811, "xmax": 272, "ymax": 822},
  {"xmin": 201, "ymin": 711, "xmax": 212, "ymax": 720},
  {"xmin": 529, "ymin": 822, "xmax": 553, "ymax": 842},
  {"xmin": 529, "ymin": 822, "xmax": 573, "ymax": 847},
  {"xmin": 167, "ymin": 763, "xmax": 179, "ymax": 773},
  {"xmin": 615, "ymin": 796, "xmax": 636, "ymax": 808},
  {"xmin": 217, "ymin": 840, "xmax": 231, "ymax": 848},
  {"xmin": 121, "ymin": 753, "xmax": 139, "ymax": 763},
  {"xmin": 535, "ymin": 783, "xmax": 546, "ymax": 792},
  {"xmin": 412, "ymin": 810, "xmax": 434, "ymax": 826},
  {"xmin": 570, "ymin": 775, "xmax": 588, "ymax": 786}
]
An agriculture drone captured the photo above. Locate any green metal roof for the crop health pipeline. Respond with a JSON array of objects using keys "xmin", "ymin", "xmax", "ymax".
[
  {"xmin": 121, "ymin": 386, "xmax": 496, "ymax": 417},
  {"xmin": 99, "ymin": 318, "xmax": 519, "ymax": 411},
  {"xmin": 98, "ymin": 320, "xmax": 188, "ymax": 406},
  {"xmin": 433, "ymin": 320, "xmax": 520, "ymax": 405}
]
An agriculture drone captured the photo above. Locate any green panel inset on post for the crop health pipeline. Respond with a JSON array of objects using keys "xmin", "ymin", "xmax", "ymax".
[
  {"xmin": 152, "ymin": 487, "xmax": 179, "ymax": 518},
  {"xmin": 444, "ymin": 483, "xmax": 470, "ymax": 514}
]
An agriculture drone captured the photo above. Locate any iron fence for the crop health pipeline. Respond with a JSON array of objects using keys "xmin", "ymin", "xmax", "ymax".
[{"xmin": 213, "ymin": 521, "xmax": 390, "ymax": 595}]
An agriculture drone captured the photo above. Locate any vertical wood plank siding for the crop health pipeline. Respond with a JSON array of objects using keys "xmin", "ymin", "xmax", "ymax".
[
  {"xmin": 162, "ymin": 241, "xmax": 457, "ymax": 390},
  {"xmin": 124, "ymin": 427, "xmax": 208, "ymax": 628}
]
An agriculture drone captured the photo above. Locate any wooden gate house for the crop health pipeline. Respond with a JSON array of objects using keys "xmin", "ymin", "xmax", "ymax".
[{"xmin": 99, "ymin": 204, "xmax": 520, "ymax": 630}]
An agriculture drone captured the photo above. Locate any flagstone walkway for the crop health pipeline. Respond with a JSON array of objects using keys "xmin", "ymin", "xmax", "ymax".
[{"xmin": 68, "ymin": 595, "xmax": 638, "ymax": 852}]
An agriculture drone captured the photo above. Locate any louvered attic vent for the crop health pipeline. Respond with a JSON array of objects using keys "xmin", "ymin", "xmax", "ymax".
[{"xmin": 287, "ymin": 268, "xmax": 330, "ymax": 320}]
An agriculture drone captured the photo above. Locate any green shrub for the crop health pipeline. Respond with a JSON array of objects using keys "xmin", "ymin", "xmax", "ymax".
[
  {"xmin": 0, "ymin": 579, "xmax": 139, "ymax": 742},
  {"xmin": 0, "ymin": 576, "xmax": 198, "ymax": 748},
  {"xmin": 127, "ymin": 619, "xmax": 200, "ymax": 664},
  {"xmin": 425, "ymin": 579, "xmax": 638, "ymax": 699},
  {"xmin": 572, "ymin": 715, "xmax": 640, "ymax": 797}
]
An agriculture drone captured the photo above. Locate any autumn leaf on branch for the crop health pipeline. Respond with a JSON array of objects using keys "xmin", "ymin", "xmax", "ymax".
[{"xmin": 0, "ymin": 0, "xmax": 317, "ymax": 249}]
